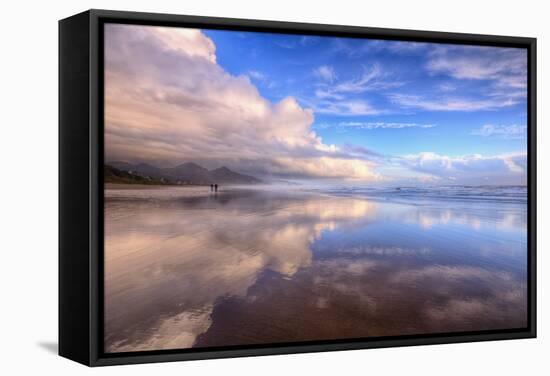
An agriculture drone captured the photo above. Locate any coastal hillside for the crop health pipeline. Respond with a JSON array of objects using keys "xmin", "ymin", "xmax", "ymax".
[
  {"xmin": 108, "ymin": 161, "xmax": 262, "ymax": 185},
  {"xmin": 104, "ymin": 165, "xmax": 171, "ymax": 185},
  {"xmin": 162, "ymin": 162, "xmax": 212, "ymax": 185},
  {"xmin": 210, "ymin": 166, "xmax": 261, "ymax": 185}
]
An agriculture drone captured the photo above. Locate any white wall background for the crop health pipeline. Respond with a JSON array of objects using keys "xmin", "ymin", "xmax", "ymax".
[{"xmin": 0, "ymin": 0, "xmax": 547, "ymax": 373}]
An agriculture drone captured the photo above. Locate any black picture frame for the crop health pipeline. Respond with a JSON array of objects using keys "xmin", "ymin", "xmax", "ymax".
[{"xmin": 59, "ymin": 8, "xmax": 537, "ymax": 367}]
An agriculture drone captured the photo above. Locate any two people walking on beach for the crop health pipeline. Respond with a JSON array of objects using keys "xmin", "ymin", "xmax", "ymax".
[{"xmin": 210, "ymin": 184, "xmax": 219, "ymax": 192}]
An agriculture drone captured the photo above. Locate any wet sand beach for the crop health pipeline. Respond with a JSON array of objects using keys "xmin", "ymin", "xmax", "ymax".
[{"xmin": 104, "ymin": 185, "xmax": 527, "ymax": 352}]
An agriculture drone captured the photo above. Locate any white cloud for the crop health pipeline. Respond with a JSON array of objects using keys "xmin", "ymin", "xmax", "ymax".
[
  {"xmin": 314, "ymin": 89, "xmax": 344, "ymax": 100},
  {"xmin": 247, "ymin": 70, "xmax": 266, "ymax": 80},
  {"xmin": 311, "ymin": 64, "xmax": 402, "ymax": 115},
  {"xmin": 313, "ymin": 100, "xmax": 380, "ymax": 116},
  {"xmin": 396, "ymin": 152, "xmax": 527, "ymax": 185},
  {"xmin": 149, "ymin": 27, "xmax": 217, "ymax": 63},
  {"xmin": 427, "ymin": 45, "xmax": 527, "ymax": 105},
  {"xmin": 333, "ymin": 65, "xmax": 382, "ymax": 93},
  {"xmin": 247, "ymin": 70, "xmax": 277, "ymax": 88},
  {"xmin": 338, "ymin": 121, "xmax": 436, "ymax": 130},
  {"xmin": 389, "ymin": 93, "xmax": 520, "ymax": 112},
  {"xmin": 427, "ymin": 46, "xmax": 526, "ymax": 87},
  {"xmin": 471, "ymin": 124, "xmax": 526, "ymax": 139},
  {"xmin": 313, "ymin": 65, "xmax": 336, "ymax": 83},
  {"xmin": 332, "ymin": 64, "xmax": 403, "ymax": 94},
  {"xmin": 387, "ymin": 46, "xmax": 527, "ymax": 113},
  {"xmin": 104, "ymin": 24, "xmax": 378, "ymax": 180},
  {"xmin": 438, "ymin": 83, "xmax": 457, "ymax": 92}
]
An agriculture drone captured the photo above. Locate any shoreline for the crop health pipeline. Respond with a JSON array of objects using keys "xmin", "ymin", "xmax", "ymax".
[
  {"xmin": 105, "ymin": 183, "xmax": 207, "ymax": 190},
  {"xmin": 104, "ymin": 183, "xmax": 527, "ymax": 207}
]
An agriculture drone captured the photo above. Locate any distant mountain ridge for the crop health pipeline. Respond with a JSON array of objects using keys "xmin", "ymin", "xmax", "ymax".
[
  {"xmin": 108, "ymin": 161, "xmax": 261, "ymax": 185},
  {"xmin": 104, "ymin": 165, "xmax": 171, "ymax": 185}
]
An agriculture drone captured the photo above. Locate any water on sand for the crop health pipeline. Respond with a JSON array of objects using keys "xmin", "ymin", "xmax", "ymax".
[{"xmin": 104, "ymin": 185, "xmax": 527, "ymax": 352}]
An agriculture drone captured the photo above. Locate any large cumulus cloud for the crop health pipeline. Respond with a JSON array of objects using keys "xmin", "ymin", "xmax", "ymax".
[{"xmin": 104, "ymin": 24, "xmax": 379, "ymax": 181}]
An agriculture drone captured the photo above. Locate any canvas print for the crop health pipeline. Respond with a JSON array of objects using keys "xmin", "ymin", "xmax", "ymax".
[{"xmin": 103, "ymin": 23, "xmax": 528, "ymax": 353}]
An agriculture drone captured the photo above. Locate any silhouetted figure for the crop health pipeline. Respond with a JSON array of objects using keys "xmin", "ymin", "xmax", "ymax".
[
  {"xmin": 214, "ymin": 184, "xmax": 218, "ymax": 192},
  {"xmin": 210, "ymin": 184, "xmax": 214, "ymax": 192}
]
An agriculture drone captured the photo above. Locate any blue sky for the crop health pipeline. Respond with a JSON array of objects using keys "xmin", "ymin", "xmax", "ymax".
[
  {"xmin": 205, "ymin": 30, "xmax": 527, "ymax": 159},
  {"xmin": 105, "ymin": 24, "xmax": 527, "ymax": 185}
]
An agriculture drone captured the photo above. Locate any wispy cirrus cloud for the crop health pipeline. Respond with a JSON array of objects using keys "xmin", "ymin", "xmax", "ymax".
[
  {"xmin": 383, "ymin": 45, "xmax": 527, "ymax": 113},
  {"xmin": 388, "ymin": 93, "xmax": 520, "ymax": 112},
  {"xmin": 338, "ymin": 121, "xmax": 436, "ymax": 130},
  {"xmin": 316, "ymin": 64, "xmax": 404, "ymax": 97},
  {"xmin": 427, "ymin": 46, "xmax": 527, "ymax": 88},
  {"xmin": 309, "ymin": 64, "xmax": 402, "ymax": 116},
  {"xmin": 328, "ymin": 38, "xmax": 431, "ymax": 58},
  {"xmin": 471, "ymin": 124, "xmax": 527, "ymax": 139},
  {"xmin": 426, "ymin": 45, "xmax": 527, "ymax": 107},
  {"xmin": 246, "ymin": 70, "xmax": 277, "ymax": 89},
  {"xmin": 332, "ymin": 65, "xmax": 384, "ymax": 93},
  {"xmin": 247, "ymin": 70, "xmax": 266, "ymax": 80},
  {"xmin": 313, "ymin": 65, "xmax": 337, "ymax": 83},
  {"xmin": 311, "ymin": 100, "xmax": 381, "ymax": 116},
  {"xmin": 314, "ymin": 89, "xmax": 344, "ymax": 100}
]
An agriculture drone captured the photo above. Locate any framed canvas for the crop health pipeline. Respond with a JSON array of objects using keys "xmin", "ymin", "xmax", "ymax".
[{"xmin": 59, "ymin": 9, "xmax": 537, "ymax": 366}]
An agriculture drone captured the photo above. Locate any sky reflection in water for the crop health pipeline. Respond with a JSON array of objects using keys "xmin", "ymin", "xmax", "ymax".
[{"xmin": 104, "ymin": 186, "xmax": 527, "ymax": 352}]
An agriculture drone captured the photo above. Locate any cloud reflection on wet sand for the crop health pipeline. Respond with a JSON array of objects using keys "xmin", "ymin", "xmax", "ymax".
[
  {"xmin": 104, "ymin": 188, "xmax": 375, "ymax": 351},
  {"xmin": 104, "ymin": 186, "xmax": 526, "ymax": 352}
]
